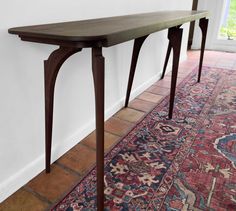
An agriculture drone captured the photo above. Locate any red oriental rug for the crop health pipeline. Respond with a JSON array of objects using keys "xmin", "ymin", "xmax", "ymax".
[{"xmin": 52, "ymin": 66, "xmax": 236, "ymax": 211}]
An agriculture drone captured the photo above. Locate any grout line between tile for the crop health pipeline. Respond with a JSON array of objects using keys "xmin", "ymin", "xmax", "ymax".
[
  {"xmin": 54, "ymin": 162, "xmax": 82, "ymax": 178},
  {"xmin": 23, "ymin": 186, "xmax": 52, "ymax": 205},
  {"xmin": 128, "ymin": 106, "xmax": 154, "ymax": 113},
  {"xmin": 80, "ymin": 142, "xmax": 96, "ymax": 151},
  {"xmin": 104, "ymin": 129, "xmax": 124, "ymax": 138},
  {"xmin": 145, "ymin": 90, "xmax": 168, "ymax": 96}
]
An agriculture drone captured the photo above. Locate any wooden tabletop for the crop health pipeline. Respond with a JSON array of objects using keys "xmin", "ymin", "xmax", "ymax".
[{"xmin": 9, "ymin": 10, "xmax": 209, "ymax": 47}]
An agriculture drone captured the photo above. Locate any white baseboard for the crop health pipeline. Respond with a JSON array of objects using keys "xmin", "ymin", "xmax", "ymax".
[
  {"xmin": 0, "ymin": 156, "xmax": 45, "ymax": 203},
  {"xmin": 191, "ymin": 44, "xmax": 236, "ymax": 53},
  {"xmin": 0, "ymin": 71, "xmax": 163, "ymax": 203}
]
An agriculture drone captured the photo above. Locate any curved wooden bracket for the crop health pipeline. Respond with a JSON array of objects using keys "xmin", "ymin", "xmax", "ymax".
[
  {"xmin": 44, "ymin": 46, "xmax": 82, "ymax": 173},
  {"xmin": 198, "ymin": 18, "xmax": 209, "ymax": 82},
  {"xmin": 124, "ymin": 35, "xmax": 149, "ymax": 107},
  {"xmin": 161, "ymin": 25, "xmax": 182, "ymax": 80},
  {"xmin": 167, "ymin": 26, "xmax": 183, "ymax": 119}
]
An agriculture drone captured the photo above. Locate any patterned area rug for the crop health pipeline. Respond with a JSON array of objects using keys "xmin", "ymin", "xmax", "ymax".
[{"xmin": 52, "ymin": 66, "xmax": 236, "ymax": 211}]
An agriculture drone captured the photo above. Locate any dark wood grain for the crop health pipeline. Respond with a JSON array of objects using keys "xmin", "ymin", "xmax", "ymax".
[
  {"xmin": 198, "ymin": 18, "xmax": 209, "ymax": 82},
  {"xmin": 168, "ymin": 26, "xmax": 183, "ymax": 119},
  {"xmin": 92, "ymin": 47, "xmax": 105, "ymax": 210},
  {"xmin": 9, "ymin": 11, "xmax": 208, "ymax": 47}
]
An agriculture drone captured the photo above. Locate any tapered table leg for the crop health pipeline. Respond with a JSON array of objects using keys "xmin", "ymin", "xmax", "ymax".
[
  {"xmin": 44, "ymin": 46, "xmax": 81, "ymax": 173},
  {"xmin": 168, "ymin": 26, "xmax": 183, "ymax": 119},
  {"xmin": 161, "ymin": 41, "xmax": 172, "ymax": 79},
  {"xmin": 125, "ymin": 35, "xmax": 149, "ymax": 107},
  {"xmin": 92, "ymin": 47, "xmax": 105, "ymax": 211},
  {"xmin": 197, "ymin": 18, "xmax": 209, "ymax": 82}
]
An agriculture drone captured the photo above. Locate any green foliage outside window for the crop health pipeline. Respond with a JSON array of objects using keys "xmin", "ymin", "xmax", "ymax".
[{"xmin": 219, "ymin": 0, "xmax": 236, "ymax": 39}]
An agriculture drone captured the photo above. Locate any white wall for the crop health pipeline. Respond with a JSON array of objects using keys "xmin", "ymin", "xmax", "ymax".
[
  {"xmin": 192, "ymin": 0, "xmax": 236, "ymax": 52},
  {"xmin": 0, "ymin": 0, "xmax": 192, "ymax": 202}
]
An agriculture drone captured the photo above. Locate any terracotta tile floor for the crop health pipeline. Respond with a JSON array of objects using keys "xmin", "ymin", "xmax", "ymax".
[{"xmin": 1, "ymin": 50, "xmax": 236, "ymax": 210}]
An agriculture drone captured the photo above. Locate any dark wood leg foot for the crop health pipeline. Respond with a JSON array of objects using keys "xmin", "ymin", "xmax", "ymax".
[
  {"xmin": 44, "ymin": 46, "xmax": 81, "ymax": 173},
  {"xmin": 92, "ymin": 47, "xmax": 105, "ymax": 211},
  {"xmin": 125, "ymin": 35, "xmax": 149, "ymax": 107},
  {"xmin": 161, "ymin": 41, "xmax": 172, "ymax": 79},
  {"xmin": 197, "ymin": 18, "xmax": 209, "ymax": 83},
  {"xmin": 168, "ymin": 26, "xmax": 183, "ymax": 119}
]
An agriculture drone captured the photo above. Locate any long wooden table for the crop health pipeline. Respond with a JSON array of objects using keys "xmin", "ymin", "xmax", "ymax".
[{"xmin": 9, "ymin": 10, "xmax": 209, "ymax": 210}]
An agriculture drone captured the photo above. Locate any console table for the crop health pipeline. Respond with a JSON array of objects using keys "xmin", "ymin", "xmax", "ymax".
[{"xmin": 9, "ymin": 10, "xmax": 209, "ymax": 210}]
